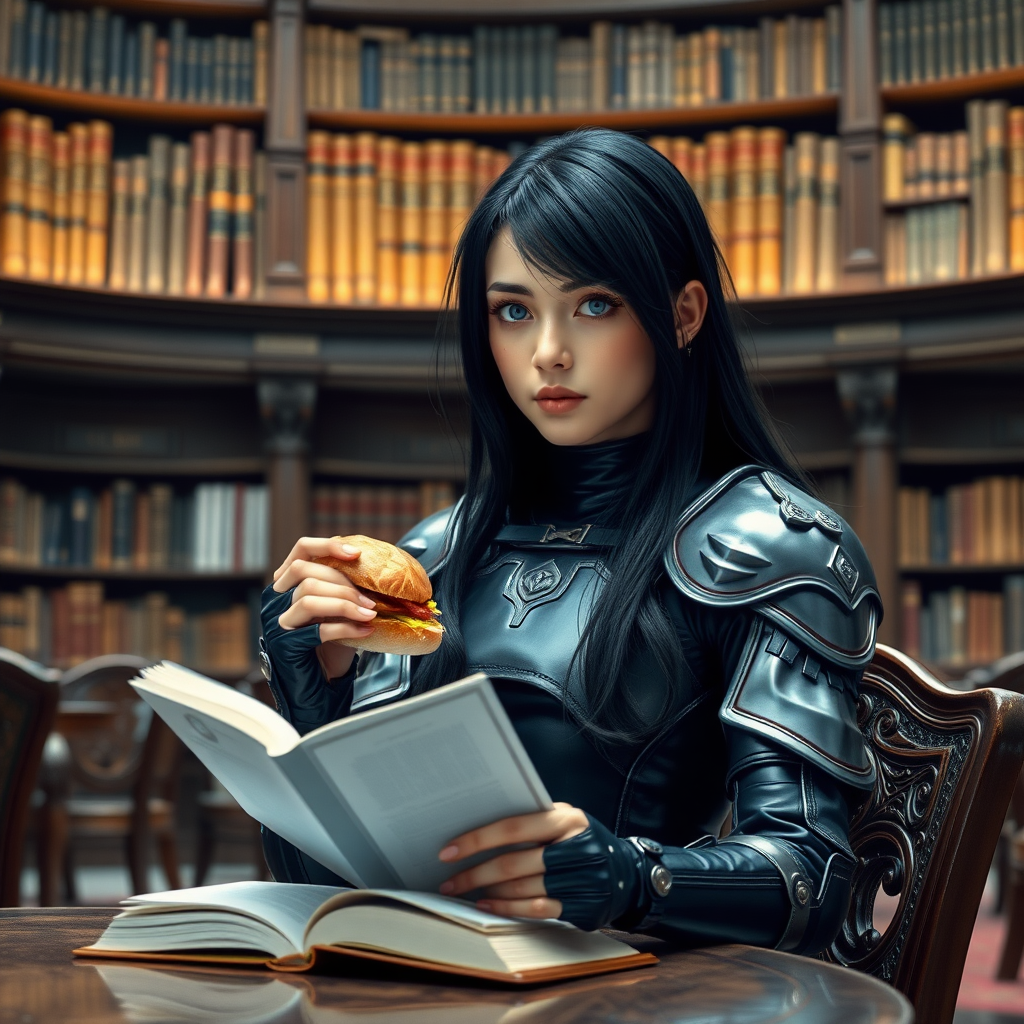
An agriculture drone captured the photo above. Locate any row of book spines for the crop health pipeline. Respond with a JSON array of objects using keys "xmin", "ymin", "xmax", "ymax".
[
  {"xmin": 0, "ymin": 112, "xmax": 263, "ymax": 298},
  {"xmin": 308, "ymin": 127, "xmax": 838, "ymax": 305},
  {"xmin": 897, "ymin": 478, "xmax": 1024, "ymax": 566},
  {"xmin": 0, "ymin": 478, "xmax": 268, "ymax": 572},
  {"xmin": 4, "ymin": 3, "xmax": 267, "ymax": 106},
  {"xmin": 304, "ymin": 12, "xmax": 840, "ymax": 114},
  {"xmin": 900, "ymin": 578, "xmax": 1024, "ymax": 665},
  {"xmin": 0, "ymin": 584, "xmax": 252, "ymax": 671},
  {"xmin": 882, "ymin": 121, "xmax": 971, "ymax": 201},
  {"xmin": 310, "ymin": 480, "xmax": 457, "ymax": 543},
  {"xmin": 878, "ymin": 0, "xmax": 1024, "ymax": 84}
]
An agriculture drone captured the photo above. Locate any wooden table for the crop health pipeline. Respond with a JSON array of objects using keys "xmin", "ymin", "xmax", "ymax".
[{"xmin": 0, "ymin": 908, "xmax": 914, "ymax": 1023}]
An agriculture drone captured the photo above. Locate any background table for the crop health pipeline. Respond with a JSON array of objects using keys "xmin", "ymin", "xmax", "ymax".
[{"xmin": 0, "ymin": 908, "xmax": 914, "ymax": 1023}]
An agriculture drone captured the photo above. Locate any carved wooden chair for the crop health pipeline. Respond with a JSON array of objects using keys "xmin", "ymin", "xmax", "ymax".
[
  {"xmin": 0, "ymin": 647, "xmax": 59, "ymax": 906},
  {"xmin": 822, "ymin": 644, "xmax": 1024, "ymax": 1024},
  {"xmin": 37, "ymin": 655, "xmax": 183, "ymax": 902}
]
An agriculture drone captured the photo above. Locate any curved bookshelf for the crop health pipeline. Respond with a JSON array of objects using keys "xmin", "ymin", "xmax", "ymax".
[
  {"xmin": 308, "ymin": 94, "xmax": 839, "ymax": 136},
  {"xmin": 882, "ymin": 66, "xmax": 1024, "ymax": 106},
  {"xmin": 0, "ymin": 78, "xmax": 264, "ymax": 126},
  {"xmin": 306, "ymin": 0, "xmax": 829, "ymax": 18},
  {"xmin": 55, "ymin": 0, "xmax": 265, "ymax": 17}
]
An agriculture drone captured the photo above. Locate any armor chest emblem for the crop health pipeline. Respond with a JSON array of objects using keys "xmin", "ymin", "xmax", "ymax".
[{"xmin": 500, "ymin": 556, "xmax": 607, "ymax": 627}]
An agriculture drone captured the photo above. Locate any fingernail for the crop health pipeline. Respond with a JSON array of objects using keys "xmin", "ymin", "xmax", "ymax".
[
  {"xmin": 439, "ymin": 881, "xmax": 454, "ymax": 894},
  {"xmin": 341, "ymin": 544, "xmax": 360, "ymax": 556},
  {"xmin": 355, "ymin": 625, "xmax": 374, "ymax": 634},
  {"xmin": 476, "ymin": 901, "xmax": 493, "ymax": 912},
  {"xmin": 439, "ymin": 845, "xmax": 458, "ymax": 861},
  {"xmin": 356, "ymin": 607, "xmax": 376, "ymax": 619},
  {"xmin": 358, "ymin": 595, "xmax": 377, "ymax": 608}
]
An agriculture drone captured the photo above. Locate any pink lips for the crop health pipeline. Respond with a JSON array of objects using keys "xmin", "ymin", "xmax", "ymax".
[{"xmin": 535, "ymin": 386, "xmax": 585, "ymax": 415}]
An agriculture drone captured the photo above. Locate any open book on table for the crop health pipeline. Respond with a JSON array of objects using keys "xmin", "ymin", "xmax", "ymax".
[
  {"xmin": 128, "ymin": 663, "xmax": 552, "ymax": 891},
  {"xmin": 75, "ymin": 881, "xmax": 658, "ymax": 984}
]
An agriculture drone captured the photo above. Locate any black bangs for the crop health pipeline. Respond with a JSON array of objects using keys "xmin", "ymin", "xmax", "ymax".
[{"xmin": 414, "ymin": 128, "xmax": 801, "ymax": 744}]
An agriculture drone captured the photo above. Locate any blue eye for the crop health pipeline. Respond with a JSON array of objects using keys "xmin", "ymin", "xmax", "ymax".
[
  {"xmin": 581, "ymin": 298, "xmax": 611, "ymax": 316},
  {"xmin": 500, "ymin": 303, "xmax": 530, "ymax": 322}
]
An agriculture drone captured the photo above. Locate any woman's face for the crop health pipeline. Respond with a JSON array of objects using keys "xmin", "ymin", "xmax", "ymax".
[{"xmin": 485, "ymin": 227, "xmax": 658, "ymax": 447}]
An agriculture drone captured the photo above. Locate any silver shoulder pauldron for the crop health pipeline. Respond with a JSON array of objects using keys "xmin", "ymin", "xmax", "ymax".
[{"xmin": 664, "ymin": 466, "xmax": 882, "ymax": 669}]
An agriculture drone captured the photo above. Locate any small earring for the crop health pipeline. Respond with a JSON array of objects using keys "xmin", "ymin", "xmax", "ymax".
[{"xmin": 683, "ymin": 330, "xmax": 692, "ymax": 356}]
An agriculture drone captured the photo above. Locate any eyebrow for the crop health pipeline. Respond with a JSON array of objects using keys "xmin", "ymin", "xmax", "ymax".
[{"xmin": 486, "ymin": 280, "xmax": 598, "ymax": 295}]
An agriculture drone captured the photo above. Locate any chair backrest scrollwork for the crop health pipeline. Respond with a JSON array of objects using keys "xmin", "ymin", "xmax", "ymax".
[{"xmin": 823, "ymin": 645, "xmax": 1024, "ymax": 1024}]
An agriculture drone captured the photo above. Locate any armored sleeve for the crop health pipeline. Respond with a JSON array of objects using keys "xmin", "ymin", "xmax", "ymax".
[{"xmin": 630, "ymin": 465, "xmax": 882, "ymax": 954}]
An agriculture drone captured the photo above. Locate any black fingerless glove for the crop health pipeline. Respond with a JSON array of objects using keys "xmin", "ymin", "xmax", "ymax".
[
  {"xmin": 259, "ymin": 583, "xmax": 352, "ymax": 735},
  {"xmin": 541, "ymin": 813, "xmax": 648, "ymax": 932}
]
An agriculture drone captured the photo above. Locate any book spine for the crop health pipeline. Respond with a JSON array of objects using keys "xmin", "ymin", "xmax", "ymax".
[
  {"xmin": 438, "ymin": 34, "xmax": 456, "ymax": 113},
  {"xmin": 40, "ymin": 10, "xmax": 56, "ymax": 85},
  {"xmin": 253, "ymin": 150, "xmax": 266, "ymax": 299},
  {"xmin": 967, "ymin": 99, "xmax": 986, "ymax": 276},
  {"xmin": 5, "ymin": 0, "xmax": 23, "ymax": 77},
  {"xmin": 399, "ymin": 139, "xmax": 422, "ymax": 306},
  {"xmin": 756, "ymin": 126, "xmax": 784, "ymax": 296},
  {"xmin": 1010, "ymin": 107, "xmax": 1024, "ymax": 270},
  {"xmin": 730, "ymin": 126, "xmax": 757, "ymax": 296},
  {"xmin": 106, "ymin": 13, "xmax": 123, "ymax": 94},
  {"xmin": 26, "ymin": 113, "xmax": 50, "ymax": 281},
  {"xmin": 1014, "ymin": 0, "xmax": 1024, "ymax": 65},
  {"xmin": 590, "ymin": 20, "xmax": 611, "ymax": 109},
  {"xmin": 126, "ymin": 153, "xmax": 148, "ymax": 292},
  {"xmin": 362, "ymin": 38, "xmax": 380, "ymax": 109},
  {"xmin": 153, "ymin": 37, "xmax": 168, "ymax": 101},
  {"xmin": 937, "ymin": 0, "xmax": 952, "ymax": 75},
  {"xmin": 122, "ymin": 29, "xmax": 137, "ymax": 97},
  {"xmin": 24, "ymin": 0, "xmax": 41, "ymax": 82},
  {"xmin": 981, "ymin": 0, "xmax": 996, "ymax": 69},
  {"xmin": 106, "ymin": 157, "xmax": 129, "ymax": 290},
  {"xmin": 85, "ymin": 119, "xmax": 111, "ymax": 286},
  {"xmin": 1, "ymin": 108, "xmax": 27, "ymax": 276},
  {"xmin": 166, "ymin": 142, "xmax": 190, "ymax": 295},
  {"xmin": 306, "ymin": 129, "xmax": 331, "ymax": 303},
  {"xmin": 205, "ymin": 123, "xmax": 233, "ymax": 298},
  {"xmin": 253, "ymin": 20, "xmax": 268, "ymax": 106},
  {"xmin": 997, "ymin": 0, "xmax": 1012, "ymax": 65},
  {"xmin": 984, "ymin": 99, "xmax": 1008, "ymax": 272},
  {"xmin": 354, "ymin": 131, "xmax": 377, "ymax": 304},
  {"xmin": 329, "ymin": 134, "xmax": 353, "ymax": 303},
  {"xmin": 816, "ymin": 136, "xmax": 840, "ymax": 291},
  {"xmin": 86, "ymin": 5, "xmax": 105, "ymax": 91},
  {"xmin": 705, "ymin": 131, "xmax": 730, "ymax": 260},
  {"xmin": 50, "ymin": 130, "xmax": 69, "ymax": 282},
  {"xmin": 169, "ymin": 18, "xmax": 186, "ymax": 101},
  {"xmin": 447, "ymin": 139, "xmax": 473, "ymax": 279},
  {"xmin": 145, "ymin": 134, "xmax": 170, "ymax": 293},
  {"xmin": 792, "ymin": 132, "xmax": 819, "ymax": 293},
  {"xmin": 136, "ymin": 21, "xmax": 154, "ymax": 97},
  {"xmin": 472, "ymin": 25, "xmax": 487, "ymax": 113},
  {"xmin": 185, "ymin": 35, "xmax": 199, "ymax": 102},
  {"xmin": 883, "ymin": 113, "xmax": 909, "ymax": 201},
  {"xmin": 232, "ymin": 129, "xmax": 253, "ymax": 298},
  {"xmin": 518, "ymin": 27, "xmax": 535, "ymax": 114},
  {"xmin": 213, "ymin": 34, "xmax": 229, "ymax": 104},
  {"xmin": 422, "ymin": 139, "xmax": 448, "ymax": 307},
  {"xmin": 185, "ymin": 131, "xmax": 209, "ymax": 296},
  {"xmin": 199, "ymin": 38, "xmax": 212, "ymax": 103},
  {"xmin": 376, "ymin": 134, "xmax": 400, "ymax": 305},
  {"xmin": 226, "ymin": 35, "xmax": 240, "ymax": 104},
  {"xmin": 539, "ymin": 24, "xmax": 556, "ymax": 114},
  {"xmin": 967, "ymin": 0, "xmax": 981, "ymax": 70}
]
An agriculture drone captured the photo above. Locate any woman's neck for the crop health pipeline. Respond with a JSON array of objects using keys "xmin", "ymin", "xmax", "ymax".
[{"xmin": 523, "ymin": 433, "xmax": 648, "ymax": 525}]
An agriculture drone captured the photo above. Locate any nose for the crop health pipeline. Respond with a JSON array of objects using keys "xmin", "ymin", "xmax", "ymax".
[{"xmin": 532, "ymin": 317, "xmax": 573, "ymax": 372}]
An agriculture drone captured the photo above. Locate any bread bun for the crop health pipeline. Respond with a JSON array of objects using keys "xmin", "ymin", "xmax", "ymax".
[
  {"xmin": 336, "ymin": 616, "xmax": 443, "ymax": 656},
  {"xmin": 314, "ymin": 534, "xmax": 443, "ymax": 656},
  {"xmin": 315, "ymin": 534, "xmax": 431, "ymax": 604}
]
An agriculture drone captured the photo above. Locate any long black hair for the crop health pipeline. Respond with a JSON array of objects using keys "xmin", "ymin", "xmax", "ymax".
[{"xmin": 414, "ymin": 128, "xmax": 799, "ymax": 743}]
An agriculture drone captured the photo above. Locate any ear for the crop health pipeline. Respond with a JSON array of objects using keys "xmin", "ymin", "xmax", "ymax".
[{"xmin": 674, "ymin": 280, "xmax": 709, "ymax": 351}]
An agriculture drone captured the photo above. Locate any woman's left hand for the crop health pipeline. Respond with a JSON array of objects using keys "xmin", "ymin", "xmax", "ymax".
[
  {"xmin": 437, "ymin": 804, "xmax": 646, "ymax": 930},
  {"xmin": 437, "ymin": 802, "xmax": 589, "ymax": 919}
]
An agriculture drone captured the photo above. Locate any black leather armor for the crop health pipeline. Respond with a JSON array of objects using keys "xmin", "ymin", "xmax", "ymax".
[{"xmin": 260, "ymin": 439, "xmax": 881, "ymax": 956}]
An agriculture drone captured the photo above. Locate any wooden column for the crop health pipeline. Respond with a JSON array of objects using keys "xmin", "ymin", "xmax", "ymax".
[
  {"xmin": 259, "ymin": 378, "xmax": 316, "ymax": 570},
  {"xmin": 837, "ymin": 367, "xmax": 899, "ymax": 645},
  {"xmin": 263, "ymin": 0, "xmax": 306, "ymax": 299},
  {"xmin": 839, "ymin": 0, "xmax": 884, "ymax": 288}
]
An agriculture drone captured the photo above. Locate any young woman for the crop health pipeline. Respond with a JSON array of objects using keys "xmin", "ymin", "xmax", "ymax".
[{"xmin": 258, "ymin": 129, "xmax": 881, "ymax": 956}]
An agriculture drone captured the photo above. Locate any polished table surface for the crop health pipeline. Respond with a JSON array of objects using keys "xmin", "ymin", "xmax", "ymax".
[{"xmin": 0, "ymin": 908, "xmax": 914, "ymax": 1023}]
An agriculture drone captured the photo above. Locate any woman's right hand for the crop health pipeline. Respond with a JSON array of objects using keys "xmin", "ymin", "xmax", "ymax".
[{"xmin": 271, "ymin": 536, "xmax": 378, "ymax": 680}]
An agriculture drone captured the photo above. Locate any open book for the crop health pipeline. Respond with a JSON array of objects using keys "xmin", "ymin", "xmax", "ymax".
[
  {"xmin": 75, "ymin": 881, "xmax": 658, "ymax": 984},
  {"xmin": 130, "ymin": 664, "xmax": 551, "ymax": 890}
]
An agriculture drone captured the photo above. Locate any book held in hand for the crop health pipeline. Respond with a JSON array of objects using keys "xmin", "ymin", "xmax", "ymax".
[
  {"xmin": 129, "ymin": 663, "xmax": 550, "ymax": 890},
  {"xmin": 75, "ymin": 881, "xmax": 658, "ymax": 983}
]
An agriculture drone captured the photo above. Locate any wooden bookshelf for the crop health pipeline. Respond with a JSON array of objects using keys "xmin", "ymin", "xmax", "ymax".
[
  {"xmin": 0, "ymin": 78, "xmax": 264, "ymax": 126},
  {"xmin": 0, "ymin": 0, "xmax": 1023, "ymax": 672},
  {"xmin": 307, "ymin": 94, "xmax": 839, "ymax": 135}
]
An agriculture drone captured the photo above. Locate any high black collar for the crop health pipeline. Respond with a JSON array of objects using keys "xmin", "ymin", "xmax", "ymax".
[{"xmin": 526, "ymin": 434, "xmax": 648, "ymax": 524}]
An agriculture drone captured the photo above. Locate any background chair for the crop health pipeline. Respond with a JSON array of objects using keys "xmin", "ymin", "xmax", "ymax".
[
  {"xmin": 0, "ymin": 647, "xmax": 59, "ymax": 907},
  {"xmin": 822, "ymin": 644, "xmax": 1024, "ymax": 1024},
  {"xmin": 37, "ymin": 654, "xmax": 184, "ymax": 902}
]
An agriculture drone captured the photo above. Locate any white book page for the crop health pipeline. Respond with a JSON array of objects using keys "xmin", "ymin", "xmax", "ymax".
[
  {"xmin": 132, "ymin": 673, "xmax": 361, "ymax": 881},
  {"xmin": 299, "ymin": 675, "xmax": 552, "ymax": 891},
  {"xmin": 120, "ymin": 881, "xmax": 345, "ymax": 953}
]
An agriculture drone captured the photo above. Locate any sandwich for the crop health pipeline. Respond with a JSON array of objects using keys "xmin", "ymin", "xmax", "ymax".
[{"xmin": 314, "ymin": 535, "xmax": 444, "ymax": 655}]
